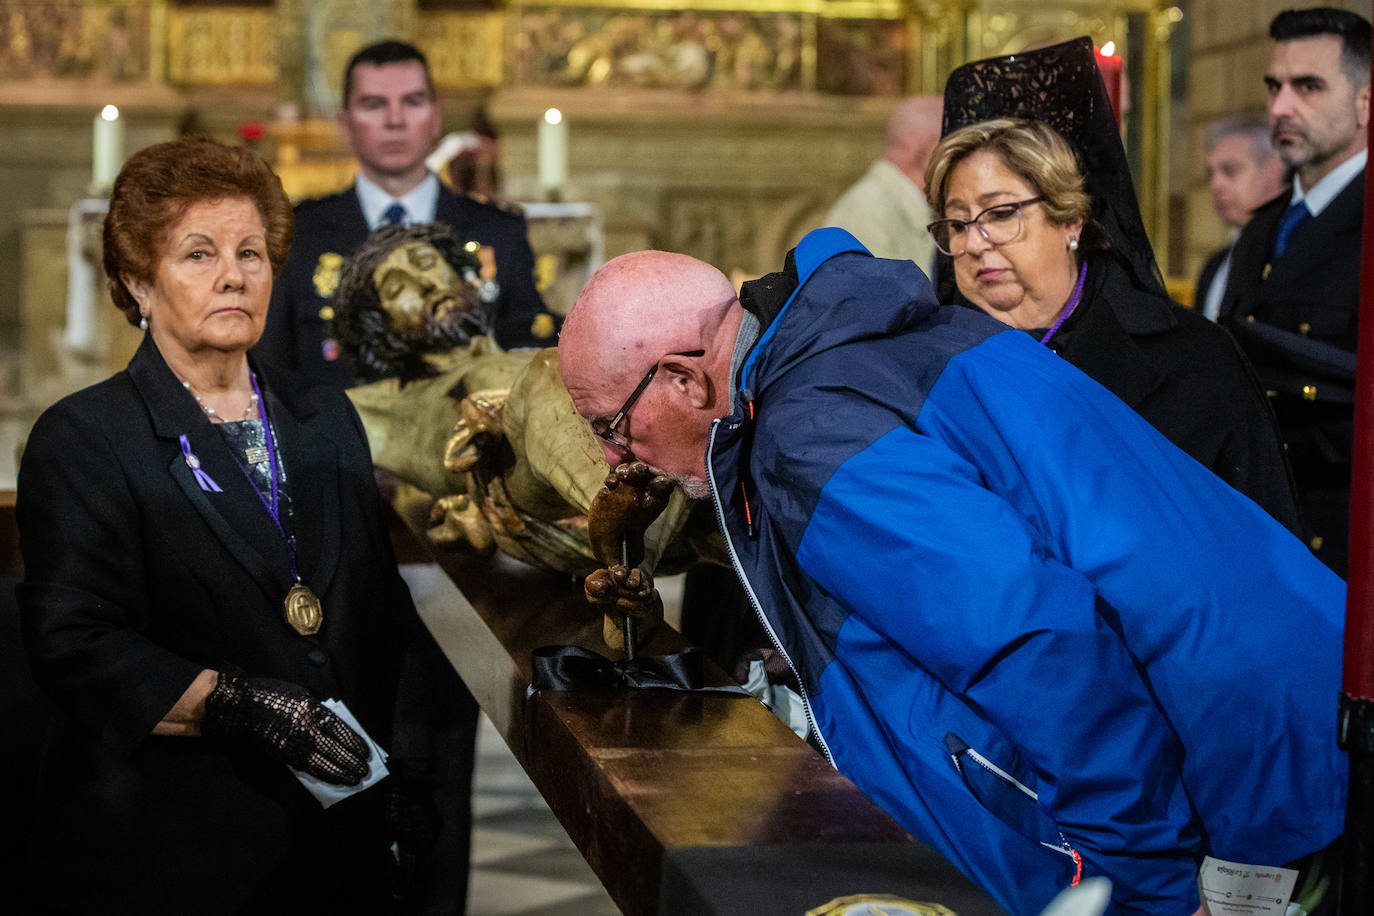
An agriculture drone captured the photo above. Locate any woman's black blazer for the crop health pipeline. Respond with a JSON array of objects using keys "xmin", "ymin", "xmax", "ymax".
[{"xmin": 16, "ymin": 333, "xmax": 416, "ymax": 912}]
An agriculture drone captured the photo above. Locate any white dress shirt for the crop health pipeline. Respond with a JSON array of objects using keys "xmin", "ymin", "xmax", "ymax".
[{"xmin": 355, "ymin": 171, "xmax": 441, "ymax": 229}]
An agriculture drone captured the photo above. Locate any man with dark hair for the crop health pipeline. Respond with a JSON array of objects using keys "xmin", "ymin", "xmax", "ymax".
[
  {"xmin": 1195, "ymin": 115, "xmax": 1286, "ymax": 320},
  {"xmin": 340, "ymin": 39, "xmax": 436, "ymax": 113},
  {"xmin": 1219, "ymin": 6, "xmax": 1371, "ymax": 575},
  {"xmin": 257, "ymin": 39, "xmax": 557, "ymax": 389}
]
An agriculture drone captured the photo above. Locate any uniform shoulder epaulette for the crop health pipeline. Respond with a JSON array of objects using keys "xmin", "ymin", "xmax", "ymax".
[
  {"xmin": 292, "ymin": 189, "xmax": 349, "ymax": 215},
  {"xmin": 461, "ymin": 191, "xmax": 525, "ymax": 219}
]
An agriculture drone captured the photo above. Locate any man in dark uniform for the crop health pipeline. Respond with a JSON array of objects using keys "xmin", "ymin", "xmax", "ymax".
[
  {"xmin": 255, "ymin": 40, "xmax": 547, "ymax": 914},
  {"xmin": 256, "ymin": 40, "xmax": 557, "ymax": 389},
  {"xmin": 1220, "ymin": 7, "xmax": 1370, "ymax": 576}
]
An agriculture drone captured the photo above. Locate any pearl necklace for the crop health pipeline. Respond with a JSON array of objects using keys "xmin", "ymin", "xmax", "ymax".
[{"xmin": 182, "ymin": 379, "xmax": 260, "ymax": 422}]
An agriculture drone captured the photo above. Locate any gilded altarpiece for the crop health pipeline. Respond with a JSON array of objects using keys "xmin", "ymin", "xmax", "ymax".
[
  {"xmin": 2, "ymin": 0, "xmax": 1183, "ymax": 431},
  {"xmin": 0, "ymin": 1, "xmax": 155, "ymax": 82}
]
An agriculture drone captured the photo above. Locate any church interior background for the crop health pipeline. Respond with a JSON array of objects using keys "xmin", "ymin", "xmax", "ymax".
[{"xmin": 1, "ymin": 0, "xmax": 1371, "ymax": 489}]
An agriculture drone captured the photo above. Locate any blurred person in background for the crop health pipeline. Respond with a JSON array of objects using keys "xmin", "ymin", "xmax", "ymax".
[
  {"xmin": 825, "ymin": 95, "xmax": 943, "ymax": 272},
  {"xmin": 1195, "ymin": 115, "xmax": 1286, "ymax": 320}
]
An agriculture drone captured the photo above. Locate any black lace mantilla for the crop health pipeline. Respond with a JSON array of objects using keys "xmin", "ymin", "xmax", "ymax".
[{"xmin": 939, "ymin": 36, "xmax": 1166, "ymax": 302}]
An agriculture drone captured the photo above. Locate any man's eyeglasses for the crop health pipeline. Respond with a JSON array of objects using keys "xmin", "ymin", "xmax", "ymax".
[
  {"xmin": 926, "ymin": 197, "xmax": 1044, "ymax": 257},
  {"xmin": 590, "ymin": 349, "xmax": 706, "ymax": 449}
]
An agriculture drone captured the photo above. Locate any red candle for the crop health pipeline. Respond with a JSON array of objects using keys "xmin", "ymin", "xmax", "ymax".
[{"xmin": 1095, "ymin": 43, "xmax": 1123, "ymax": 124}]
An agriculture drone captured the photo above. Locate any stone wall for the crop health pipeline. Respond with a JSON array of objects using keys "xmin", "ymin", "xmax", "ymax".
[{"xmin": 492, "ymin": 89, "xmax": 894, "ymax": 279}]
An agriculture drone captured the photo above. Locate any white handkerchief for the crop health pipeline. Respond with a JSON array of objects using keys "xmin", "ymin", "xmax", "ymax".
[{"xmin": 291, "ymin": 699, "xmax": 390, "ymax": 808}]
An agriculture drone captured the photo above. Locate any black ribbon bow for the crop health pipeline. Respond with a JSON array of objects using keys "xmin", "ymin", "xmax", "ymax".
[{"xmin": 529, "ymin": 645, "xmax": 749, "ymax": 695}]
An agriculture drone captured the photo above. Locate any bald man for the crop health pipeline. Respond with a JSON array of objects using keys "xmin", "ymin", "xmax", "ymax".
[
  {"xmin": 824, "ymin": 96, "xmax": 942, "ymax": 269},
  {"xmin": 558, "ymin": 228, "xmax": 1346, "ymax": 916}
]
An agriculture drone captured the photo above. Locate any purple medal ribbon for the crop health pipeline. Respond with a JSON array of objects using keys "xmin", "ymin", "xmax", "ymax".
[
  {"xmin": 233, "ymin": 373, "xmax": 303, "ymax": 585},
  {"xmin": 1040, "ymin": 260, "xmax": 1089, "ymax": 347},
  {"xmin": 179, "ymin": 434, "xmax": 222, "ymax": 492}
]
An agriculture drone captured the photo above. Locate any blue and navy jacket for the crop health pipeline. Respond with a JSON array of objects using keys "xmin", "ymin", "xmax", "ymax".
[{"xmin": 705, "ymin": 229, "xmax": 1346, "ymax": 915}]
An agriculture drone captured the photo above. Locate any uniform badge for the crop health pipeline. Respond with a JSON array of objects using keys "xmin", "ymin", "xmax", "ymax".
[
  {"xmin": 531, "ymin": 313, "xmax": 556, "ymax": 339},
  {"xmin": 313, "ymin": 252, "xmax": 344, "ymax": 298}
]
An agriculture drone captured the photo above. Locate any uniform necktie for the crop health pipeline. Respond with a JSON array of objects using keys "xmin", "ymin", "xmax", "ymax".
[
  {"xmin": 383, "ymin": 203, "xmax": 407, "ymax": 226},
  {"xmin": 1272, "ymin": 200, "xmax": 1310, "ymax": 259}
]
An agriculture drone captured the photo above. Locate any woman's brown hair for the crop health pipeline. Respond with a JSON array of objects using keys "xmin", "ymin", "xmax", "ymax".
[{"xmin": 102, "ymin": 136, "xmax": 293, "ymax": 326}]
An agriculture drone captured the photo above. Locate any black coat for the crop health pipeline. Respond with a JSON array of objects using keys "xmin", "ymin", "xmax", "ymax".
[
  {"xmin": 16, "ymin": 335, "xmax": 415, "ymax": 913},
  {"xmin": 256, "ymin": 181, "xmax": 558, "ymax": 388},
  {"xmin": 1217, "ymin": 171, "xmax": 1363, "ymax": 575},
  {"xmin": 1044, "ymin": 253, "xmax": 1303, "ymax": 536},
  {"xmin": 1219, "ymin": 172, "xmax": 1364, "ymax": 348}
]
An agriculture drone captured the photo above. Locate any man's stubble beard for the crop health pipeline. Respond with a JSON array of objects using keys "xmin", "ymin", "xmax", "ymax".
[
  {"xmin": 668, "ymin": 470, "xmax": 711, "ymax": 501},
  {"xmin": 1273, "ymin": 116, "xmax": 1359, "ymax": 179}
]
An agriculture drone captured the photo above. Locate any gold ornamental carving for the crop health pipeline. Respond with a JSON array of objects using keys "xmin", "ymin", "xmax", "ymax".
[
  {"xmin": 0, "ymin": 0, "xmax": 154, "ymax": 81},
  {"xmin": 166, "ymin": 7, "xmax": 275, "ymax": 85},
  {"xmin": 417, "ymin": 12, "xmax": 506, "ymax": 90}
]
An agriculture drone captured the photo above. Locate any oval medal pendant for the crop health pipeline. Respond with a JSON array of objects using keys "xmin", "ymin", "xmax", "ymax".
[{"xmin": 284, "ymin": 582, "xmax": 323, "ymax": 636}]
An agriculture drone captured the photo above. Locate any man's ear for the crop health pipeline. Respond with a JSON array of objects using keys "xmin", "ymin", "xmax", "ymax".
[
  {"xmin": 661, "ymin": 358, "xmax": 714, "ymax": 410},
  {"xmin": 1357, "ymin": 81, "xmax": 1371, "ymax": 132}
]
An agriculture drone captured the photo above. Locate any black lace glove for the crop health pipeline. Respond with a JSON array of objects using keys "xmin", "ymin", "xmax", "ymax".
[{"xmin": 202, "ymin": 669, "xmax": 372, "ymax": 786}]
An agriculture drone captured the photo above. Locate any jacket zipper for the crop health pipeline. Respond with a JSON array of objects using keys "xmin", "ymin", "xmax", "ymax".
[
  {"xmin": 950, "ymin": 745, "xmax": 1083, "ymax": 886},
  {"xmin": 705, "ymin": 416, "xmax": 832, "ymax": 765}
]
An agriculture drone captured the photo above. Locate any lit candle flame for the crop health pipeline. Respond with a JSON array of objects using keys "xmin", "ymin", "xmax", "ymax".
[
  {"xmin": 100, "ymin": 105, "xmax": 120, "ymax": 121},
  {"xmin": 1101, "ymin": 41, "xmax": 1116, "ymax": 57},
  {"xmin": 544, "ymin": 108, "xmax": 563, "ymax": 126}
]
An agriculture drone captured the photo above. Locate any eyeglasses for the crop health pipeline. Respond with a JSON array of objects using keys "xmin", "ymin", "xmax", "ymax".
[
  {"xmin": 589, "ymin": 349, "xmax": 705, "ymax": 450},
  {"xmin": 926, "ymin": 197, "xmax": 1045, "ymax": 257}
]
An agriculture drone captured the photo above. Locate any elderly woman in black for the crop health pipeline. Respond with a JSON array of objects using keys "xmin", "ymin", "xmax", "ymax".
[
  {"xmin": 17, "ymin": 137, "xmax": 414, "ymax": 913},
  {"xmin": 924, "ymin": 39, "xmax": 1302, "ymax": 534}
]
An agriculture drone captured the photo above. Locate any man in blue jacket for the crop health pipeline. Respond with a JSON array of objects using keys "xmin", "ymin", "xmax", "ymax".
[{"xmin": 557, "ymin": 228, "xmax": 1347, "ymax": 916}]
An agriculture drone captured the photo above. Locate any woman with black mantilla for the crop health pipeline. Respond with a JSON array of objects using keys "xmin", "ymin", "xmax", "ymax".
[
  {"xmin": 16, "ymin": 136, "xmax": 415, "ymax": 913},
  {"xmin": 925, "ymin": 38, "xmax": 1303, "ymax": 536}
]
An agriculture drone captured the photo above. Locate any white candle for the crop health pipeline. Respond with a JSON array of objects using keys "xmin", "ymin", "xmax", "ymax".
[
  {"xmin": 538, "ymin": 108, "xmax": 568, "ymax": 199},
  {"xmin": 92, "ymin": 105, "xmax": 124, "ymax": 195}
]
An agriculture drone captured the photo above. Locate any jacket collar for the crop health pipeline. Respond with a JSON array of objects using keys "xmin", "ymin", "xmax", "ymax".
[
  {"xmin": 1269, "ymin": 167, "xmax": 1365, "ymax": 273},
  {"xmin": 737, "ymin": 227, "xmax": 872, "ymax": 394},
  {"xmin": 1094, "ymin": 250, "xmax": 1178, "ymax": 336},
  {"xmin": 126, "ymin": 335, "xmax": 342, "ymax": 612}
]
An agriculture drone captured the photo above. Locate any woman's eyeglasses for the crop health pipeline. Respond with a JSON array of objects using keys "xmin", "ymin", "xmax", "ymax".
[
  {"xmin": 926, "ymin": 197, "xmax": 1045, "ymax": 257},
  {"xmin": 590, "ymin": 349, "xmax": 706, "ymax": 450}
]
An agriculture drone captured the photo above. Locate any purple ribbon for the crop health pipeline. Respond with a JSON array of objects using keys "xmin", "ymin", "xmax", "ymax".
[
  {"xmin": 1040, "ymin": 260, "xmax": 1089, "ymax": 347},
  {"xmin": 179, "ymin": 434, "xmax": 222, "ymax": 492},
  {"xmin": 233, "ymin": 373, "xmax": 302, "ymax": 586}
]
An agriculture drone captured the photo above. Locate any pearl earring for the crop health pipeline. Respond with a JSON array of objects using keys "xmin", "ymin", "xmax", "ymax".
[
  {"xmin": 1068, "ymin": 237, "xmax": 1079, "ymax": 252},
  {"xmin": 139, "ymin": 314, "xmax": 149, "ymax": 330}
]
